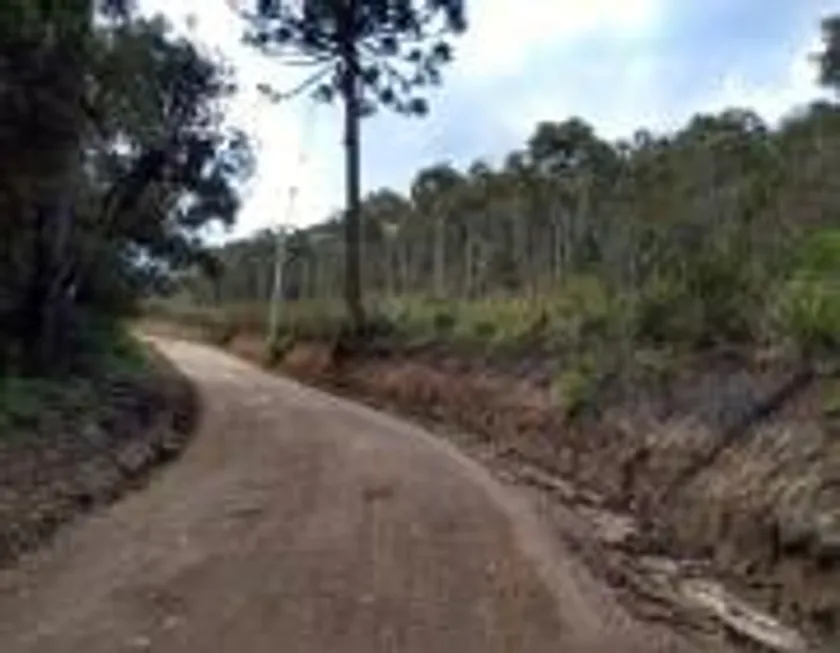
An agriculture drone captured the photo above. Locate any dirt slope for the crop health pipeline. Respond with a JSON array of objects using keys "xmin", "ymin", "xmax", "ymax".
[{"xmin": 0, "ymin": 339, "xmax": 712, "ymax": 653}]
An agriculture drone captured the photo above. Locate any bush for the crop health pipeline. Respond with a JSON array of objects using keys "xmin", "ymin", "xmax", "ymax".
[
  {"xmin": 0, "ymin": 325, "xmax": 147, "ymax": 437},
  {"xmin": 266, "ymin": 332, "xmax": 294, "ymax": 366},
  {"xmin": 471, "ymin": 319, "xmax": 497, "ymax": 340},
  {"xmin": 432, "ymin": 307, "xmax": 456, "ymax": 334},
  {"xmin": 550, "ymin": 349, "xmax": 609, "ymax": 419},
  {"xmin": 770, "ymin": 228, "xmax": 840, "ymax": 355},
  {"xmin": 0, "ymin": 377, "xmax": 61, "ymax": 432},
  {"xmin": 772, "ymin": 278, "xmax": 840, "ymax": 355},
  {"xmin": 630, "ymin": 248, "xmax": 762, "ymax": 349},
  {"xmin": 821, "ymin": 377, "xmax": 840, "ymax": 419}
]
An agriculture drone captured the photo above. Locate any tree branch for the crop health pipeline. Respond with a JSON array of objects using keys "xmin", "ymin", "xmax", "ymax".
[
  {"xmin": 358, "ymin": 43, "xmax": 414, "ymax": 89},
  {"xmin": 257, "ymin": 64, "xmax": 333, "ymax": 102},
  {"xmin": 264, "ymin": 52, "xmax": 337, "ymax": 67},
  {"xmin": 360, "ymin": 18, "xmax": 451, "ymax": 46}
]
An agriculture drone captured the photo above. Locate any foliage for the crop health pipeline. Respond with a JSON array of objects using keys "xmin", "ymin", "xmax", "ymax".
[
  {"xmin": 158, "ymin": 14, "xmax": 840, "ymax": 384},
  {"xmin": 0, "ymin": 325, "xmax": 149, "ymax": 437},
  {"xmin": 239, "ymin": 0, "xmax": 467, "ymax": 327},
  {"xmin": 772, "ymin": 279, "xmax": 840, "ymax": 354},
  {"xmin": 818, "ymin": 15, "xmax": 840, "ymax": 93},
  {"xmin": 0, "ymin": 4, "xmax": 252, "ymax": 374},
  {"xmin": 822, "ymin": 377, "xmax": 840, "ymax": 419},
  {"xmin": 244, "ymin": 0, "xmax": 466, "ymax": 116},
  {"xmin": 550, "ymin": 352, "xmax": 602, "ymax": 419}
]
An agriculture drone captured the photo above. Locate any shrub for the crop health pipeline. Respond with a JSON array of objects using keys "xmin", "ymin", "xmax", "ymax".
[
  {"xmin": 821, "ymin": 378, "xmax": 840, "ymax": 419},
  {"xmin": 771, "ymin": 228, "xmax": 840, "ymax": 355},
  {"xmin": 471, "ymin": 319, "xmax": 497, "ymax": 340},
  {"xmin": 630, "ymin": 245, "xmax": 762, "ymax": 349},
  {"xmin": 550, "ymin": 350, "xmax": 605, "ymax": 419},
  {"xmin": 772, "ymin": 278, "xmax": 840, "ymax": 355},
  {"xmin": 432, "ymin": 307, "xmax": 456, "ymax": 334},
  {"xmin": 266, "ymin": 332, "xmax": 294, "ymax": 366}
]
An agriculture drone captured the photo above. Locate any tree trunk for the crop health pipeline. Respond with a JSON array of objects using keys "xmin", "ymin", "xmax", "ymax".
[
  {"xmin": 400, "ymin": 236, "xmax": 411, "ymax": 295},
  {"xmin": 434, "ymin": 211, "xmax": 446, "ymax": 297},
  {"xmin": 464, "ymin": 223, "xmax": 473, "ymax": 298},
  {"xmin": 339, "ymin": 0, "xmax": 365, "ymax": 330},
  {"xmin": 268, "ymin": 227, "xmax": 285, "ymax": 338},
  {"xmin": 21, "ymin": 205, "xmax": 50, "ymax": 373},
  {"xmin": 384, "ymin": 238, "xmax": 394, "ymax": 297},
  {"xmin": 19, "ymin": 20, "xmax": 87, "ymax": 374}
]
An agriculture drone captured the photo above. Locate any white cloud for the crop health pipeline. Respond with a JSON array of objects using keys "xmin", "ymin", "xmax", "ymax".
[
  {"xmin": 140, "ymin": 1, "xmax": 829, "ymax": 238},
  {"xmin": 495, "ymin": 23, "xmax": 826, "ymax": 145},
  {"xmin": 699, "ymin": 37, "xmax": 826, "ymax": 124},
  {"xmin": 455, "ymin": 0, "xmax": 664, "ymax": 78}
]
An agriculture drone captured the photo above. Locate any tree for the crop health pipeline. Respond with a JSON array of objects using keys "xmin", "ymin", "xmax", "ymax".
[
  {"xmin": 818, "ymin": 15, "xmax": 840, "ymax": 93},
  {"xmin": 241, "ymin": 0, "xmax": 467, "ymax": 330},
  {"xmin": 188, "ymin": 14, "xmax": 840, "ymax": 356},
  {"xmin": 359, "ymin": 189, "xmax": 412, "ymax": 294},
  {"xmin": 0, "ymin": 4, "xmax": 252, "ymax": 373},
  {"xmin": 411, "ymin": 163, "xmax": 462, "ymax": 297}
]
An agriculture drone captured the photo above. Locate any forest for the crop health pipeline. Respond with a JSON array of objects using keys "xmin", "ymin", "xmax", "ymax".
[
  {"xmin": 162, "ymin": 16, "xmax": 840, "ymax": 382},
  {"xmin": 142, "ymin": 22, "xmax": 840, "ymax": 638}
]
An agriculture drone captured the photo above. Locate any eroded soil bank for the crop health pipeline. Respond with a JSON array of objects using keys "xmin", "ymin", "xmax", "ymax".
[{"xmin": 264, "ymin": 336, "xmax": 840, "ymax": 648}]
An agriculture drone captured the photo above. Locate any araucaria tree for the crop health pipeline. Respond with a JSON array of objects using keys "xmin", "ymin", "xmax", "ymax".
[{"xmin": 241, "ymin": 0, "xmax": 467, "ymax": 329}]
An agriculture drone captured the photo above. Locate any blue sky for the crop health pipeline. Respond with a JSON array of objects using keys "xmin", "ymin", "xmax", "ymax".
[{"xmin": 141, "ymin": 0, "xmax": 839, "ymax": 236}]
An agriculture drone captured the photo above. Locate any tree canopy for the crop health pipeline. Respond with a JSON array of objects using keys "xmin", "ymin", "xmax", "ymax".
[
  {"xmin": 184, "ymin": 13, "xmax": 840, "ymax": 357},
  {"xmin": 0, "ymin": 2, "xmax": 253, "ymax": 373},
  {"xmin": 239, "ymin": 0, "xmax": 467, "ymax": 327}
]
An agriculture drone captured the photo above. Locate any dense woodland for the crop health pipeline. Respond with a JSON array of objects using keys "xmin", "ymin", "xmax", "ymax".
[
  {"xmin": 171, "ymin": 15, "xmax": 840, "ymax": 364},
  {"xmin": 0, "ymin": 1, "xmax": 252, "ymax": 377}
]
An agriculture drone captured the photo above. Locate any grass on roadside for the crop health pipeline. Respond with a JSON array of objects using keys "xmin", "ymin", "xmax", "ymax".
[
  {"xmin": 0, "ymin": 320, "xmax": 154, "ymax": 439},
  {"xmin": 142, "ymin": 228, "xmax": 839, "ymax": 421}
]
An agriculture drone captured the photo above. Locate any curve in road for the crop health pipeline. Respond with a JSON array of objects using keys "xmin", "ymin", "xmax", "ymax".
[{"xmin": 0, "ymin": 339, "xmax": 709, "ymax": 653}]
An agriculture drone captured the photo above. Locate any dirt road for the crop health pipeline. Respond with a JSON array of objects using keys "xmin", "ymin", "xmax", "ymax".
[{"xmin": 0, "ymin": 339, "xmax": 713, "ymax": 652}]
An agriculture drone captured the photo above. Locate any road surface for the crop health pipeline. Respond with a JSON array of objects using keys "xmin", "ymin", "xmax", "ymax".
[{"xmin": 0, "ymin": 339, "xmax": 710, "ymax": 652}]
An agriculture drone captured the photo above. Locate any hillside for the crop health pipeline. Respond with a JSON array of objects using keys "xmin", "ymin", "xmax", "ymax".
[{"xmin": 146, "ymin": 16, "xmax": 840, "ymax": 647}]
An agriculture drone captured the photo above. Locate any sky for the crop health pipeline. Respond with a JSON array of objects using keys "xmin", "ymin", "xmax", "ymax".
[{"xmin": 140, "ymin": 0, "xmax": 840, "ymax": 237}]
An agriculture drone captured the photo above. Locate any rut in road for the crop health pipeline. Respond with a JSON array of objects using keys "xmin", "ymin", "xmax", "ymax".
[{"xmin": 0, "ymin": 339, "xmax": 719, "ymax": 653}]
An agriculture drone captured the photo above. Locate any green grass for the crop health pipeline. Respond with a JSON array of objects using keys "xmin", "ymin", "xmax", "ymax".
[
  {"xmin": 0, "ymin": 324, "xmax": 153, "ymax": 439},
  {"xmin": 380, "ymin": 275, "xmax": 618, "ymax": 351},
  {"xmin": 550, "ymin": 350, "xmax": 603, "ymax": 418},
  {"xmin": 142, "ymin": 275, "xmax": 680, "ymax": 374},
  {"xmin": 143, "ymin": 246, "xmax": 838, "ymax": 409},
  {"xmin": 143, "ymin": 298, "xmax": 354, "ymax": 346},
  {"xmin": 822, "ymin": 378, "xmax": 840, "ymax": 420},
  {"xmin": 771, "ymin": 277, "xmax": 840, "ymax": 355},
  {"xmin": 769, "ymin": 227, "xmax": 840, "ymax": 356}
]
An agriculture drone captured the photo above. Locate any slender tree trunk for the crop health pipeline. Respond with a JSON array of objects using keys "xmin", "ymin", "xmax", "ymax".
[
  {"xmin": 514, "ymin": 204, "xmax": 527, "ymax": 291},
  {"xmin": 384, "ymin": 237, "xmax": 394, "ymax": 297},
  {"xmin": 552, "ymin": 198, "xmax": 567, "ymax": 283},
  {"xmin": 434, "ymin": 211, "xmax": 446, "ymax": 298},
  {"xmin": 268, "ymin": 227, "xmax": 285, "ymax": 339},
  {"xmin": 339, "ymin": 1, "xmax": 365, "ymax": 330},
  {"xmin": 419, "ymin": 232, "xmax": 429, "ymax": 294},
  {"xmin": 401, "ymin": 236, "xmax": 411, "ymax": 295},
  {"xmin": 464, "ymin": 226, "xmax": 473, "ymax": 298}
]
